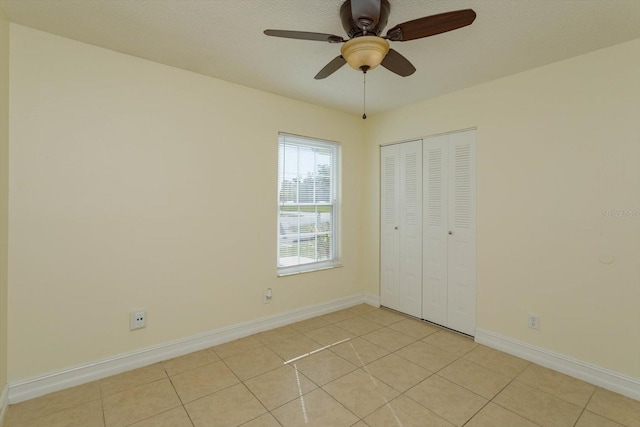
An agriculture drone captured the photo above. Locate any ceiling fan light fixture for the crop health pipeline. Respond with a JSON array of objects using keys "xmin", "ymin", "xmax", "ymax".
[{"xmin": 340, "ymin": 36, "xmax": 389, "ymax": 71}]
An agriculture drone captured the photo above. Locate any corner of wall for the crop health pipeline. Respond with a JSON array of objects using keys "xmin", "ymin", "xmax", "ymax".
[{"xmin": 0, "ymin": 3, "xmax": 10, "ymax": 421}]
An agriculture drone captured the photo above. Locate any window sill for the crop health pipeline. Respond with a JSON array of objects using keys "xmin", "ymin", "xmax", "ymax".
[{"xmin": 277, "ymin": 262, "xmax": 343, "ymax": 277}]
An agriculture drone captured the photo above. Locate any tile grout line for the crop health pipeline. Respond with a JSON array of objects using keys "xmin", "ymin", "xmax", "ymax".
[
  {"xmin": 318, "ymin": 383, "xmax": 364, "ymax": 425},
  {"xmin": 99, "ymin": 378, "xmax": 107, "ymax": 427},
  {"xmin": 463, "ymin": 374, "xmax": 534, "ymax": 427},
  {"xmin": 498, "ymin": 379, "xmax": 587, "ymax": 426},
  {"xmin": 460, "ymin": 348, "xmax": 531, "ymax": 379},
  {"xmin": 572, "ymin": 387, "xmax": 626, "ymax": 427},
  {"xmin": 219, "ymin": 331, "xmax": 337, "ymax": 419},
  {"xmin": 165, "ymin": 371, "xmax": 196, "ymax": 427},
  {"xmin": 430, "ymin": 350, "xmax": 515, "ymax": 404},
  {"xmin": 235, "ymin": 363, "xmax": 273, "ymax": 426},
  {"xmin": 399, "ymin": 357, "xmax": 484, "ymax": 425},
  {"xmin": 514, "ymin": 364, "xmax": 601, "ymax": 410}
]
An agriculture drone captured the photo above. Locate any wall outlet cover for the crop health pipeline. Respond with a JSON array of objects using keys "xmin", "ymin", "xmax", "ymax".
[
  {"xmin": 528, "ymin": 314, "xmax": 540, "ymax": 330},
  {"xmin": 130, "ymin": 310, "xmax": 146, "ymax": 330}
]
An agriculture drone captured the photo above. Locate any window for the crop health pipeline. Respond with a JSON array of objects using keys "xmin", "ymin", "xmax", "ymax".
[{"xmin": 277, "ymin": 133, "xmax": 341, "ymax": 275}]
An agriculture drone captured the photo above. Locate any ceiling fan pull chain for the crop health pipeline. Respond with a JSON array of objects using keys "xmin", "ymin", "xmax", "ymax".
[{"xmin": 362, "ymin": 70, "xmax": 367, "ymax": 120}]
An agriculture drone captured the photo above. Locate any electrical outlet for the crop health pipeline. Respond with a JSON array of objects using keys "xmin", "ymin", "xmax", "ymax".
[
  {"xmin": 130, "ymin": 310, "xmax": 146, "ymax": 330},
  {"xmin": 264, "ymin": 288, "xmax": 273, "ymax": 304},
  {"xmin": 528, "ymin": 314, "xmax": 540, "ymax": 330}
]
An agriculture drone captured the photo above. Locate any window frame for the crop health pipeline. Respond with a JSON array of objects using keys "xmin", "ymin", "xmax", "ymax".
[{"xmin": 277, "ymin": 132, "xmax": 342, "ymax": 276}]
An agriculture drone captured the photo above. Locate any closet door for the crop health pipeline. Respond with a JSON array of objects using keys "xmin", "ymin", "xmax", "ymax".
[
  {"xmin": 447, "ymin": 131, "xmax": 477, "ymax": 336},
  {"xmin": 422, "ymin": 136, "xmax": 449, "ymax": 325},
  {"xmin": 422, "ymin": 129, "xmax": 476, "ymax": 336},
  {"xmin": 380, "ymin": 141, "xmax": 422, "ymax": 318},
  {"xmin": 380, "ymin": 145, "xmax": 400, "ymax": 311},
  {"xmin": 398, "ymin": 141, "xmax": 422, "ymax": 317}
]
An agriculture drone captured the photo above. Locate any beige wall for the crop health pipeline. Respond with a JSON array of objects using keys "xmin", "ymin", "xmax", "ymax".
[
  {"xmin": 363, "ymin": 39, "xmax": 640, "ymax": 378},
  {"xmin": 8, "ymin": 25, "xmax": 366, "ymax": 381},
  {"xmin": 0, "ymin": 5, "xmax": 9, "ymax": 396}
]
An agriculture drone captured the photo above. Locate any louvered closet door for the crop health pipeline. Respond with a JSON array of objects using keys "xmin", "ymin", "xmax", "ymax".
[
  {"xmin": 380, "ymin": 141, "xmax": 422, "ymax": 317},
  {"xmin": 398, "ymin": 141, "xmax": 422, "ymax": 318},
  {"xmin": 422, "ymin": 136, "xmax": 449, "ymax": 325},
  {"xmin": 380, "ymin": 145, "xmax": 400, "ymax": 311},
  {"xmin": 447, "ymin": 131, "xmax": 477, "ymax": 336},
  {"xmin": 422, "ymin": 130, "xmax": 476, "ymax": 336}
]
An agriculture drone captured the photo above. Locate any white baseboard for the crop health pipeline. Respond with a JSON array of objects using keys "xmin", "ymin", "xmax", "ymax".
[
  {"xmin": 9, "ymin": 293, "xmax": 375, "ymax": 404},
  {"xmin": 363, "ymin": 293, "xmax": 380, "ymax": 307},
  {"xmin": 475, "ymin": 328, "xmax": 640, "ymax": 401},
  {"xmin": 0, "ymin": 384, "xmax": 8, "ymax": 426}
]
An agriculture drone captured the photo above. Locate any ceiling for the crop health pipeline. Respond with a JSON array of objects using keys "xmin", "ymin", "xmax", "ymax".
[{"xmin": 2, "ymin": 0, "xmax": 640, "ymax": 116}]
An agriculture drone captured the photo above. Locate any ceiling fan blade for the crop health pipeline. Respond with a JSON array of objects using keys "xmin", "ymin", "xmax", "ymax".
[
  {"xmin": 380, "ymin": 49, "xmax": 416, "ymax": 77},
  {"xmin": 314, "ymin": 56, "xmax": 347, "ymax": 80},
  {"xmin": 264, "ymin": 29, "xmax": 344, "ymax": 43},
  {"xmin": 386, "ymin": 9, "xmax": 476, "ymax": 42},
  {"xmin": 351, "ymin": 0, "xmax": 381, "ymax": 30}
]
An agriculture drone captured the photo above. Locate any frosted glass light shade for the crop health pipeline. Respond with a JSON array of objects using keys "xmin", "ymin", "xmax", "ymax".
[{"xmin": 340, "ymin": 36, "xmax": 390, "ymax": 71}]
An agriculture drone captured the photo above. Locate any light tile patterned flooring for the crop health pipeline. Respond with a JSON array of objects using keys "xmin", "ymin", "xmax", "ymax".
[{"xmin": 4, "ymin": 305, "xmax": 639, "ymax": 427}]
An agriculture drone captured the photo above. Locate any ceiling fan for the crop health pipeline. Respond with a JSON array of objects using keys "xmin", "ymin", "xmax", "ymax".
[{"xmin": 264, "ymin": 0, "xmax": 476, "ymax": 80}]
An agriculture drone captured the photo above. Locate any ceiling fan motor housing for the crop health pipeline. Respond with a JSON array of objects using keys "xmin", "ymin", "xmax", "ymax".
[{"xmin": 340, "ymin": 0, "xmax": 390, "ymax": 38}]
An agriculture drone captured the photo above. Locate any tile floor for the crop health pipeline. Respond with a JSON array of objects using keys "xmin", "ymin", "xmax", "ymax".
[{"xmin": 3, "ymin": 305, "xmax": 639, "ymax": 427}]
